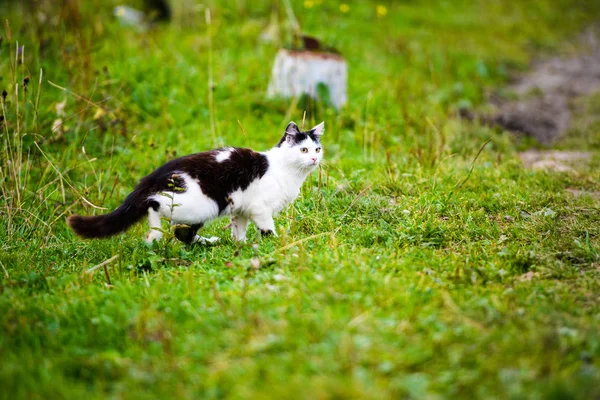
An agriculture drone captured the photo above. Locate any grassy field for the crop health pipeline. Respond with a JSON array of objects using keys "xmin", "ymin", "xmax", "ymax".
[{"xmin": 2, "ymin": 0, "xmax": 600, "ymax": 398}]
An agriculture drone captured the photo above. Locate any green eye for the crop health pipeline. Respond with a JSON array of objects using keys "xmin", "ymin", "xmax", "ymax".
[
  {"xmin": 300, "ymin": 147, "xmax": 308, "ymax": 153},
  {"xmin": 315, "ymin": 147, "xmax": 321, "ymax": 153}
]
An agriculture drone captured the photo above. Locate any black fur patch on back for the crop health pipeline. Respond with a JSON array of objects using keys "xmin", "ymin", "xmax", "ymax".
[
  {"xmin": 142, "ymin": 148, "xmax": 269, "ymax": 213},
  {"xmin": 276, "ymin": 129, "xmax": 320, "ymax": 147}
]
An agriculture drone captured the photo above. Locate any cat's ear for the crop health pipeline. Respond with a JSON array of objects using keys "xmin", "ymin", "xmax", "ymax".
[
  {"xmin": 285, "ymin": 121, "xmax": 300, "ymax": 136},
  {"xmin": 310, "ymin": 122, "xmax": 325, "ymax": 138}
]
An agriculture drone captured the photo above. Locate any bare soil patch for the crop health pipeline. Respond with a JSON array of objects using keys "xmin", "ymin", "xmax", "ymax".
[
  {"xmin": 518, "ymin": 150, "xmax": 592, "ymax": 172},
  {"xmin": 468, "ymin": 27, "xmax": 600, "ymax": 145}
]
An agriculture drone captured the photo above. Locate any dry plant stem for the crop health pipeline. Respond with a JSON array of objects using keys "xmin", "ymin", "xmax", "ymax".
[
  {"xmin": 301, "ymin": 110, "xmax": 306, "ymax": 130},
  {"xmin": 270, "ymin": 232, "xmax": 332, "ymax": 255},
  {"xmin": 237, "ymin": 120, "xmax": 249, "ymax": 147},
  {"xmin": 103, "ymin": 264, "xmax": 112, "ymax": 286},
  {"xmin": 335, "ymin": 185, "xmax": 373, "ymax": 234},
  {"xmin": 47, "ymin": 80, "xmax": 107, "ymax": 111},
  {"xmin": 282, "ymin": 95, "xmax": 300, "ymax": 124},
  {"xmin": 14, "ymin": 83, "xmax": 22, "ymax": 206},
  {"xmin": 426, "ymin": 116, "xmax": 446, "ymax": 166},
  {"xmin": 456, "ymin": 139, "xmax": 493, "ymax": 189},
  {"xmin": 0, "ymin": 260, "xmax": 9, "ymax": 279},
  {"xmin": 205, "ymin": 8, "xmax": 217, "ymax": 147},
  {"xmin": 1, "ymin": 96, "xmax": 13, "ymax": 236},
  {"xmin": 34, "ymin": 69, "xmax": 43, "ymax": 135},
  {"xmin": 33, "ymin": 142, "xmax": 107, "ymax": 210},
  {"xmin": 1, "ymin": 205, "xmax": 56, "ymax": 234},
  {"xmin": 282, "ymin": 0, "xmax": 301, "ymax": 35},
  {"xmin": 86, "ymin": 254, "xmax": 119, "ymax": 274},
  {"xmin": 46, "ymin": 79, "xmax": 112, "ymax": 139}
]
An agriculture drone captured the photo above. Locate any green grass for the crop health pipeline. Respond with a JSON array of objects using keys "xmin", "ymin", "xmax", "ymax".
[{"xmin": 1, "ymin": 0, "xmax": 600, "ymax": 398}]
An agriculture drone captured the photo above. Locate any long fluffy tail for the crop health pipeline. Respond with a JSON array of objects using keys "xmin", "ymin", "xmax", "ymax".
[{"xmin": 67, "ymin": 188, "xmax": 151, "ymax": 239}]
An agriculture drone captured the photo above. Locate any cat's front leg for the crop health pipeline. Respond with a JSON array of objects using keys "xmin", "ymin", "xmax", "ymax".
[
  {"xmin": 231, "ymin": 215, "xmax": 249, "ymax": 242},
  {"xmin": 251, "ymin": 212, "xmax": 277, "ymax": 237}
]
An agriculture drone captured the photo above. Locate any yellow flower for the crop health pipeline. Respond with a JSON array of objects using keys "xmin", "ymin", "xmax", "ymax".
[
  {"xmin": 304, "ymin": 0, "xmax": 314, "ymax": 8},
  {"xmin": 376, "ymin": 5, "xmax": 388, "ymax": 18},
  {"xmin": 339, "ymin": 3, "xmax": 350, "ymax": 13}
]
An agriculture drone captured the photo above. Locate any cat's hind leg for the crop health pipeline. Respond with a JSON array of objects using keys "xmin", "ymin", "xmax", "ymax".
[
  {"xmin": 173, "ymin": 223, "xmax": 203, "ymax": 244},
  {"xmin": 145, "ymin": 207, "xmax": 163, "ymax": 243},
  {"xmin": 172, "ymin": 222, "xmax": 218, "ymax": 245},
  {"xmin": 251, "ymin": 212, "xmax": 277, "ymax": 237},
  {"xmin": 231, "ymin": 215, "xmax": 249, "ymax": 242}
]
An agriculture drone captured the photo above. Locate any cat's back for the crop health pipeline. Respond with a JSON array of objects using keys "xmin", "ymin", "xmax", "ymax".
[
  {"xmin": 142, "ymin": 147, "xmax": 270, "ymax": 212},
  {"xmin": 143, "ymin": 147, "xmax": 266, "ymax": 182},
  {"xmin": 184, "ymin": 147, "xmax": 269, "ymax": 186}
]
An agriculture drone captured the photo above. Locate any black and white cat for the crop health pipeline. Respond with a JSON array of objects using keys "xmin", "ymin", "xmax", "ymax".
[{"xmin": 68, "ymin": 121, "xmax": 324, "ymax": 243}]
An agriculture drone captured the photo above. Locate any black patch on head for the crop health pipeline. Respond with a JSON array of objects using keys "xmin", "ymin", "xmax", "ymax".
[
  {"xmin": 277, "ymin": 129, "xmax": 321, "ymax": 147},
  {"xmin": 138, "ymin": 148, "xmax": 269, "ymax": 213}
]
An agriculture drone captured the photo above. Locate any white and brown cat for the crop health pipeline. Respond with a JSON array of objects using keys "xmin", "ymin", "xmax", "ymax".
[{"xmin": 68, "ymin": 121, "xmax": 324, "ymax": 243}]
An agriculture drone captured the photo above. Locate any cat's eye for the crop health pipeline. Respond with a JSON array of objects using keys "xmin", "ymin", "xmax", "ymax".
[
  {"xmin": 300, "ymin": 147, "xmax": 308, "ymax": 153},
  {"xmin": 315, "ymin": 147, "xmax": 321, "ymax": 153}
]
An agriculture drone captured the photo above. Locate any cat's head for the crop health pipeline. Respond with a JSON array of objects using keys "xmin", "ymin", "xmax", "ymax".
[{"xmin": 276, "ymin": 121, "xmax": 324, "ymax": 170}]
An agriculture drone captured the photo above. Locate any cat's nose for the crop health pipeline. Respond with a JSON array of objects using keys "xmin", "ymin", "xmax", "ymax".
[{"xmin": 311, "ymin": 157, "xmax": 317, "ymax": 162}]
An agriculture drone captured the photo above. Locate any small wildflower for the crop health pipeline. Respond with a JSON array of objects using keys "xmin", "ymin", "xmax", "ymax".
[
  {"xmin": 339, "ymin": 4, "xmax": 350, "ymax": 13},
  {"xmin": 52, "ymin": 118, "xmax": 63, "ymax": 134},
  {"xmin": 376, "ymin": 5, "xmax": 388, "ymax": 18},
  {"xmin": 93, "ymin": 107, "xmax": 106, "ymax": 120},
  {"xmin": 55, "ymin": 99, "xmax": 67, "ymax": 117},
  {"xmin": 304, "ymin": 0, "xmax": 313, "ymax": 8},
  {"xmin": 1, "ymin": 89, "xmax": 6, "ymax": 101}
]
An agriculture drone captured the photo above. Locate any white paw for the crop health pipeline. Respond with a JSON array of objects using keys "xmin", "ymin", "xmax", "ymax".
[
  {"xmin": 145, "ymin": 230, "xmax": 163, "ymax": 243},
  {"xmin": 231, "ymin": 229, "xmax": 247, "ymax": 242},
  {"xmin": 192, "ymin": 235, "xmax": 220, "ymax": 245}
]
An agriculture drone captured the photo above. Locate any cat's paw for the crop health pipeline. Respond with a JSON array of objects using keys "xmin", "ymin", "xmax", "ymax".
[
  {"xmin": 145, "ymin": 230, "xmax": 163, "ymax": 243},
  {"xmin": 232, "ymin": 234, "xmax": 247, "ymax": 243},
  {"xmin": 193, "ymin": 235, "xmax": 220, "ymax": 245}
]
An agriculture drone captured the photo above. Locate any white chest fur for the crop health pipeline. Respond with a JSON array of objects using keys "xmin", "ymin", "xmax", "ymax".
[{"xmin": 228, "ymin": 151, "xmax": 311, "ymax": 218}]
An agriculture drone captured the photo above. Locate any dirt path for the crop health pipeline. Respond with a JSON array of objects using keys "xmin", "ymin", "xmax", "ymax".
[{"xmin": 469, "ymin": 27, "xmax": 600, "ymax": 146}]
